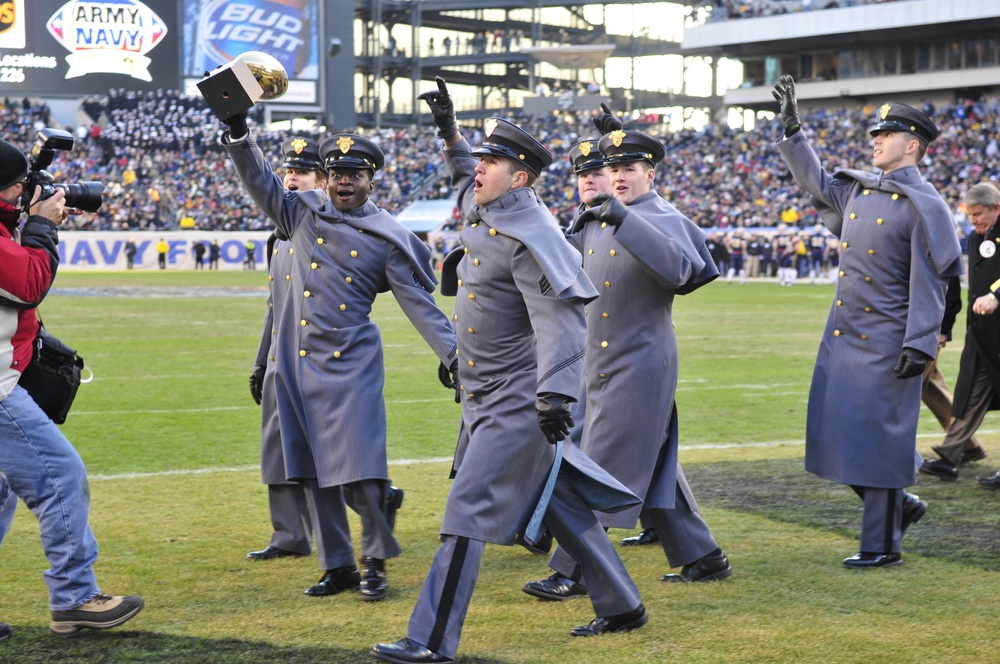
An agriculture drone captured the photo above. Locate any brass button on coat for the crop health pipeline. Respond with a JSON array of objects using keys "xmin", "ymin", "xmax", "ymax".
[
  {"xmin": 300, "ymin": 320, "xmax": 307, "ymax": 326},
  {"xmin": 489, "ymin": 228, "xmax": 497, "ymax": 236},
  {"xmin": 304, "ymin": 290, "xmax": 311, "ymax": 297},
  {"xmin": 333, "ymin": 351, "xmax": 341, "ymax": 358},
  {"xmin": 346, "ymin": 277, "xmax": 352, "ymax": 284},
  {"xmin": 317, "ymin": 238, "xmax": 324, "ymax": 244},
  {"xmin": 339, "ymin": 304, "xmax": 347, "ymax": 311},
  {"xmin": 311, "ymin": 262, "xmax": 318, "ymax": 269},
  {"xmin": 299, "ymin": 350, "xmax": 307, "ymax": 357},
  {"xmin": 351, "ymin": 250, "xmax": 358, "ymax": 257}
]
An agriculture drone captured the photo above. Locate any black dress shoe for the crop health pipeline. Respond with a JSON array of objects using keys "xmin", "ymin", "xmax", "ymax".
[
  {"xmin": 933, "ymin": 444, "xmax": 987, "ymax": 466},
  {"xmin": 843, "ymin": 551, "xmax": 902, "ymax": 568},
  {"xmin": 621, "ymin": 527, "xmax": 659, "ymax": 546},
  {"xmin": 522, "ymin": 572, "xmax": 587, "ymax": 601},
  {"xmin": 662, "ymin": 549, "xmax": 732, "ymax": 583},
  {"xmin": 901, "ymin": 492, "xmax": 927, "ymax": 535},
  {"xmin": 919, "ymin": 457, "xmax": 959, "ymax": 482},
  {"xmin": 976, "ymin": 471, "xmax": 1000, "ymax": 488},
  {"xmin": 371, "ymin": 637, "xmax": 454, "ymax": 663},
  {"xmin": 570, "ymin": 604, "xmax": 648, "ymax": 637},
  {"xmin": 386, "ymin": 485, "xmax": 404, "ymax": 532},
  {"xmin": 246, "ymin": 545, "xmax": 306, "ymax": 561},
  {"xmin": 304, "ymin": 566, "xmax": 360, "ymax": 596},
  {"xmin": 0, "ymin": 622, "xmax": 11, "ymax": 642},
  {"xmin": 359, "ymin": 556, "xmax": 389, "ymax": 601},
  {"xmin": 514, "ymin": 530, "xmax": 552, "ymax": 555}
]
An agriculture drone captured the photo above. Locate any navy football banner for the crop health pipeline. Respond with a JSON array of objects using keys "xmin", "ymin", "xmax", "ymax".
[
  {"xmin": 181, "ymin": 0, "xmax": 318, "ymax": 104},
  {"xmin": 0, "ymin": 0, "xmax": 180, "ymax": 94}
]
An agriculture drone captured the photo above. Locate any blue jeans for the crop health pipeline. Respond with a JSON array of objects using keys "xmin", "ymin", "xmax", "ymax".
[{"xmin": 0, "ymin": 385, "xmax": 100, "ymax": 610}]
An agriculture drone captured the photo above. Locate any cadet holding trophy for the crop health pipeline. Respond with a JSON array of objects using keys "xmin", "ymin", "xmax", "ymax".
[{"xmin": 199, "ymin": 53, "xmax": 457, "ymax": 602}]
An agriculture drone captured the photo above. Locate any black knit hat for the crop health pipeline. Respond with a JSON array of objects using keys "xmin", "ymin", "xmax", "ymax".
[{"xmin": 0, "ymin": 137, "xmax": 28, "ymax": 191}]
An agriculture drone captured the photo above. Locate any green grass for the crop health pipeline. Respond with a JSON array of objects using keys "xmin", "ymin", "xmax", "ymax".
[{"xmin": 2, "ymin": 272, "xmax": 999, "ymax": 663}]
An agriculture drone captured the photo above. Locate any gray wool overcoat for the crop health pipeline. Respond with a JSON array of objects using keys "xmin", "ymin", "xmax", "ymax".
[
  {"xmin": 227, "ymin": 133, "xmax": 457, "ymax": 488},
  {"xmin": 566, "ymin": 191, "xmax": 718, "ymax": 528},
  {"xmin": 778, "ymin": 131, "xmax": 963, "ymax": 488},
  {"xmin": 255, "ymin": 234, "xmax": 295, "ymax": 485}
]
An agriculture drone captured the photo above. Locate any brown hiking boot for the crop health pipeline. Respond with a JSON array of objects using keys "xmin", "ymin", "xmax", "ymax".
[{"xmin": 50, "ymin": 594, "xmax": 144, "ymax": 635}]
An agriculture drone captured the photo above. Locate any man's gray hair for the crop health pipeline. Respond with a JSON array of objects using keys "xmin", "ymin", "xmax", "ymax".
[{"xmin": 963, "ymin": 182, "xmax": 1000, "ymax": 208}]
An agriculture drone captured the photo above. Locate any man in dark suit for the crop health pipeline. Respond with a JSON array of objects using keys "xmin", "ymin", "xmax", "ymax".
[{"xmin": 919, "ymin": 183, "xmax": 1000, "ymax": 485}]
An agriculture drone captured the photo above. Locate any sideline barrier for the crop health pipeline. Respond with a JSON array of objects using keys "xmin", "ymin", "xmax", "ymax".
[{"xmin": 58, "ymin": 231, "xmax": 272, "ymax": 271}]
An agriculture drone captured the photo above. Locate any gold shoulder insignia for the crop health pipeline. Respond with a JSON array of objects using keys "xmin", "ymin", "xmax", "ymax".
[
  {"xmin": 579, "ymin": 141, "xmax": 593, "ymax": 157},
  {"xmin": 610, "ymin": 130, "xmax": 626, "ymax": 147},
  {"xmin": 336, "ymin": 136, "xmax": 354, "ymax": 154},
  {"xmin": 880, "ymin": 104, "xmax": 891, "ymax": 120},
  {"xmin": 290, "ymin": 138, "xmax": 307, "ymax": 154},
  {"xmin": 484, "ymin": 118, "xmax": 499, "ymax": 137}
]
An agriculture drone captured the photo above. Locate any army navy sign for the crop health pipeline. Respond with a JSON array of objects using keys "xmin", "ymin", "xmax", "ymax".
[{"xmin": 0, "ymin": 0, "xmax": 179, "ymax": 94}]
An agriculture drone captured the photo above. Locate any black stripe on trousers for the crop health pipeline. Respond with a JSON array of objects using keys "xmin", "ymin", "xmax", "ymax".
[
  {"xmin": 882, "ymin": 488, "xmax": 898, "ymax": 551},
  {"xmin": 428, "ymin": 536, "xmax": 470, "ymax": 653}
]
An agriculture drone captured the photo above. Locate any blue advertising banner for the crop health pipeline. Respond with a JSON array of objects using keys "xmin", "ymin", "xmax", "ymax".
[
  {"xmin": 58, "ymin": 231, "xmax": 271, "ymax": 271},
  {"xmin": 0, "ymin": 0, "xmax": 180, "ymax": 95},
  {"xmin": 182, "ymin": 0, "xmax": 318, "ymax": 103}
]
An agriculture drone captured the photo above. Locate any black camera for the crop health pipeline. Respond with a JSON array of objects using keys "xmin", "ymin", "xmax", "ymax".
[{"xmin": 22, "ymin": 128, "xmax": 104, "ymax": 213}]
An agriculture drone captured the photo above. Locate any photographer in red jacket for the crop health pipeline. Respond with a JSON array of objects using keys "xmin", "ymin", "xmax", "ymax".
[{"xmin": 0, "ymin": 136, "xmax": 143, "ymax": 638}]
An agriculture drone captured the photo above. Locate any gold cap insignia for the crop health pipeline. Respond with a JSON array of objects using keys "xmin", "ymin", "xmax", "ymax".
[
  {"xmin": 290, "ymin": 138, "xmax": 307, "ymax": 155},
  {"xmin": 484, "ymin": 118, "xmax": 499, "ymax": 137},
  {"xmin": 579, "ymin": 141, "xmax": 593, "ymax": 157},
  {"xmin": 610, "ymin": 130, "xmax": 626, "ymax": 147},
  {"xmin": 336, "ymin": 136, "xmax": 354, "ymax": 154},
  {"xmin": 879, "ymin": 104, "xmax": 891, "ymax": 120}
]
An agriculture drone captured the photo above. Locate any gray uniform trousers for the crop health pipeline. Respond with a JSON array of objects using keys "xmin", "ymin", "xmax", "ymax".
[
  {"xmin": 550, "ymin": 463, "xmax": 717, "ymax": 576},
  {"xmin": 407, "ymin": 474, "xmax": 642, "ymax": 660},
  {"xmin": 303, "ymin": 477, "xmax": 400, "ymax": 569},
  {"xmin": 267, "ymin": 483, "xmax": 312, "ymax": 555},
  {"xmin": 850, "ymin": 485, "xmax": 904, "ymax": 554}
]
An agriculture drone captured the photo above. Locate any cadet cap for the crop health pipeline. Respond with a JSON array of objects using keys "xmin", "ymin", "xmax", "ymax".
[
  {"xmin": 599, "ymin": 129, "xmax": 666, "ymax": 167},
  {"xmin": 281, "ymin": 137, "xmax": 326, "ymax": 173},
  {"xmin": 472, "ymin": 117, "xmax": 553, "ymax": 176},
  {"xmin": 869, "ymin": 102, "xmax": 939, "ymax": 144},
  {"xmin": 320, "ymin": 134, "xmax": 385, "ymax": 173},
  {"xmin": 568, "ymin": 139, "xmax": 607, "ymax": 174}
]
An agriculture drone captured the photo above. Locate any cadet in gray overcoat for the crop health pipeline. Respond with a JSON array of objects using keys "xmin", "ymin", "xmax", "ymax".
[
  {"xmin": 246, "ymin": 140, "xmax": 329, "ymax": 563},
  {"xmin": 372, "ymin": 79, "xmax": 646, "ymax": 664},
  {"xmin": 774, "ymin": 76, "xmax": 963, "ymax": 567},
  {"xmin": 524, "ymin": 129, "xmax": 730, "ymax": 603},
  {"xmin": 219, "ymin": 113, "xmax": 457, "ymax": 601}
]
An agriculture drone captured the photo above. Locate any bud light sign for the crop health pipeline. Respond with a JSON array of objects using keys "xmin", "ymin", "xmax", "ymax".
[{"xmin": 186, "ymin": 0, "xmax": 318, "ymax": 80}]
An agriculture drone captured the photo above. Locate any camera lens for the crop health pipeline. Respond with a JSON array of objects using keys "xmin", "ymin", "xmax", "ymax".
[{"xmin": 55, "ymin": 181, "xmax": 104, "ymax": 212}]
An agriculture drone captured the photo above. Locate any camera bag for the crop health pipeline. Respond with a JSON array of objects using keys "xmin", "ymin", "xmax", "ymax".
[{"xmin": 18, "ymin": 324, "xmax": 85, "ymax": 425}]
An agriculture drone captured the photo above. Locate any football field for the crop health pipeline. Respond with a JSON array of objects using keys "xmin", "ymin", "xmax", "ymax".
[{"xmin": 3, "ymin": 270, "xmax": 1000, "ymax": 663}]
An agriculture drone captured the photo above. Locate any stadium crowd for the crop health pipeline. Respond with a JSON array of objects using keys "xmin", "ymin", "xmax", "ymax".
[{"xmin": 3, "ymin": 87, "xmax": 999, "ymax": 248}]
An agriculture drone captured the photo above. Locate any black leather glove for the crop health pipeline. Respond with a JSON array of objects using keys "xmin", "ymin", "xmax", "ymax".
[
  {"xmin": 249, "ymin": 364, "xmax": 265, "ymax": 405},
  {"xmin": 417, "ymin": 76, "xmax": 458, "ymax": 139},
  {"xmin": 536, "ymin": 393, "xmax": 574, "ymax": 445},
  {"xmin": 894, "ymin": 348, "xmax": 931, "ymax": 379},
  {"xmin": 591, "ymin": 193, "xmax": 628, "ymax": 227},
  {"xmin": 592, "ymin": 102, "xmax": 623, "ymax": 135},
  {"xmin": 437, "ymin": 359, "xmax": 460, "ymax": 403},
  {"xmin": 224, "ymin": 110, "xmax": 249, "ymax": 140},
  {"xmin": 771, "ymin": 74, "xmax": 801, "ymax": 137}
]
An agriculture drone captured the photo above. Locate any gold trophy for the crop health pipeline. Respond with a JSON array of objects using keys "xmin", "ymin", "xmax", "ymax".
[{"xmin": 197, "ymin": 51, "xmax": 288, "ymax": 121}]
